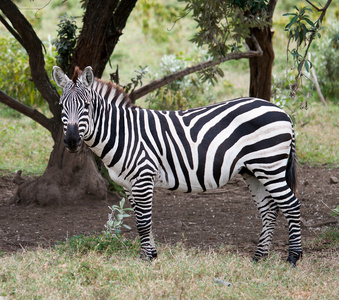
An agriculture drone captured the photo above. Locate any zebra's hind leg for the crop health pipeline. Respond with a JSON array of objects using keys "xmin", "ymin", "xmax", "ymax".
[
  {"xmin": 125, "ymin": 179, "xmax": 157, "ymax": 261},
  {"xmin": 254, "ymin": 172, "xmax": 302, "ymax": 266},
  {"xmin": 241, "ymin": 171, "xmax": 279, "ymax": 261}
]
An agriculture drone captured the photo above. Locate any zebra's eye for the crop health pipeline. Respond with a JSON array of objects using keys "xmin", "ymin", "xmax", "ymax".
[{"xmin": 84, "ymin": 102, "xmax": 90, "ymax": 109}]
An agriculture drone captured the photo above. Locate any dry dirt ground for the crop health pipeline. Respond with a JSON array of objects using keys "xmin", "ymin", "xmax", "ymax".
[{"xmin": 0, "ymin": 165, "xmax": 338, "ymax": 258}]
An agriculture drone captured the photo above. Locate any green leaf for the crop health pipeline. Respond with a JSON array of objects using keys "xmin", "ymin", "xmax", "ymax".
[
  {"xmin": 295, "ymin": 30, "xmax": 299, "ymax": 42},
  {"xmin": 216, "ymin": 67, "xmax": 224, "ymax": 77},
  {"xmin": 304, "ymin": 7, "xmax": 313, "ymax": 13},
  {"xmin": 304, "ymin": 18, "xmax": 315, "ymax": 27},
  {"xmin": 283, "ymin": 13, "xmax": 297, "ymax": 17}
]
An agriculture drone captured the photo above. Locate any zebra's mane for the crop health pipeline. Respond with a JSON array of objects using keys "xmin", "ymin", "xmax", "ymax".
[{"xmin": 73, "ymin": 67, "xmax": 135, "ymax": 108}]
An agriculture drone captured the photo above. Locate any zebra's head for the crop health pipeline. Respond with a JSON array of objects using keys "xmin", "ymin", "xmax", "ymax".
[{"xmin": 52, "ymin": 66, "xmax": 94, "ymax": 153}]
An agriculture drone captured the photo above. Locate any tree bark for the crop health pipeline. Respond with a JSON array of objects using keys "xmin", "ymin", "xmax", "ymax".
[
  {"xmin": 246, "ymin": 27, "xmax": 275, "ymax": 101},
  {"xmin": 69, "ymin": 0, "xmax": 138, "ymax": 78},
  {"xmin": 0, "ymin": 1, "xmax": 124, "ymax": 206},
  {"xmin": 245, "ymin": 0, "xmax": 277, "ymax": 101},
  {"xmin": 0, "ymin": 90, "xmax": 52, "ymax": 132}
]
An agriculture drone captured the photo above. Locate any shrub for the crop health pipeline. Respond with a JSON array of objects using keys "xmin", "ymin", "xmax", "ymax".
[
  {"xmin": 104, "ymin": 198, "xmax": 134, "ymax": 236},
  {"xmin": 53, "ymin": 14, "xmax": 78, "ymax": 70},
  {"xmin": 56, "ymin": 198, "xmax": 136, "ymax": 255},
  {"xmin": 146, "ymin": 50, "xmax": 217, "ymax": 111},
  {"xmin": 0, "ymin": 35, "xmax": 56, "ymax": 108},
  {"xmin": 311, "ymin": 21, "xmax": 339, "ymax": 102},
  {"xmin": 271, "ymin": 69, "xmax": 313, "ymax": 116}
]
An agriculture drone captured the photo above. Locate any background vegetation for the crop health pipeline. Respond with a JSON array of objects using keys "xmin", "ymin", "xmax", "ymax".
[
  {"xmin": 0, "ymin": 0, "xmax": 338, "ymax": 298},
  {"xmin": 1, "ymin": 1, "xmax": 338, "ymax": 172}
]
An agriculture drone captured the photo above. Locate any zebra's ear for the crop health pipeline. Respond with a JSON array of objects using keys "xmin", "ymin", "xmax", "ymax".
[
  {"xmin": 52, "ymin": 66, "xmax": 70, "ymax": 88},
  {"xmin": 82, "ymin": 66, "xmax": 94, "ymax": 88}
]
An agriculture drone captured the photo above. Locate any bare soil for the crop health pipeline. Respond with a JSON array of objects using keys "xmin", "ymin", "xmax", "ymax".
[{"xmin": 0, "ymin": 165, "xmax": 338, "ymax": 258}]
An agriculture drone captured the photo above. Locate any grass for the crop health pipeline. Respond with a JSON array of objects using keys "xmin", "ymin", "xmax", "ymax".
[
  {"xmin": 0, "ymin": 237, "xmax": 338, "ymax": 299},
  {"xmin": 0, "ymin": 104, "xmax": 53, "ymax": 175},
  {"xmin": 293, "ymin": 101, "xmax": 339, "ymax": 166},
  {"xmin": 307, "ymin": 227, "xmax": 339, "ymax": 251}
]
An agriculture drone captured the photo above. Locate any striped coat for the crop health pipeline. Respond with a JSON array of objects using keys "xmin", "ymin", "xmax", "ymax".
[{"xmin": 53, "ymin": 66, "xmax": 302, "ymax": 265}]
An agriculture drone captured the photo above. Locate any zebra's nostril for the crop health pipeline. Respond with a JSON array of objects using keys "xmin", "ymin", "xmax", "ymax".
[{"xmin": 64, "ymin": 123, "xmax": 81, "ymax": 152}]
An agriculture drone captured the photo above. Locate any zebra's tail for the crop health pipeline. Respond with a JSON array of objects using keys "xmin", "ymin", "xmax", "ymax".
[{"xmin": 286, "ymin": 136, "xmax": 297, "ymax": 194}]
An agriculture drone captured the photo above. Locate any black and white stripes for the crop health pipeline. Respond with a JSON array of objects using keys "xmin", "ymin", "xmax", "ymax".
[{"xmin": 53, "ymin": 66, "xmax": 302, "ymax": 265}]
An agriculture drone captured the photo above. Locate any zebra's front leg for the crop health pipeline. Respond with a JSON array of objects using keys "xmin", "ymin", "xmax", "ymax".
[
  {"xmin": 253, "ymin": 200, "xmax": 279, "ymax": 261},
  {"xmin": 125, "ymin": 179, "xmax": 157, "ymax": 260}
]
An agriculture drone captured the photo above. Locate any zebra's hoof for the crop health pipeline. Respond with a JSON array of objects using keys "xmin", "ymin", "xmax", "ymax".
[
  {"xmin": 286, "ymin": 251, "xmax": 302, "ymax": 267},
  {"xmin": 252, "ymin": 253, "xmax": 268, "ymax": 263},
  {"xmin": 140, "ymin": 249, "xmax": 157, "ymax": 261}
]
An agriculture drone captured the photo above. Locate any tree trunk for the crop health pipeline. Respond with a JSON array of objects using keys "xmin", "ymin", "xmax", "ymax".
[
  {"xmin": 246, "ymin": 27, "xmax": 275, "ymax": 101},
  {"xmin": 69, "ymin": 0, "xmax": 138, "ymax": 78},
  {"xmin": 12, "ymin": 126, "xmax": 110, "ymax": 206},
  {"xmin": 245, "ymin": 0, "xmax": 277, "ymax": 102},
  {"xmin": 1, "ymin": 0, "xmax": 137, "ymax": 206}
]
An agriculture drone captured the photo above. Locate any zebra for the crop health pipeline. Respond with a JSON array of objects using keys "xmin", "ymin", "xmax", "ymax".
[{"xmin": 52, "ymin": 66, "xmax": 302, "ymax": 265}]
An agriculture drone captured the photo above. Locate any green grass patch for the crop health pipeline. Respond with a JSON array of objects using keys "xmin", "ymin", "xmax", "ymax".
[
  {"xmin": 308, "ymin": 227, "xmax": 339, "ymax": 251},
  {"xmin": 0, "ymin": 241, "xmax": 338, "ymax": 299},
  {"xmin": 55, "ymin": 234, "xmax": 140, "ymax": 257},
  {"xmin": 0, "ymin": 104, "xmax": 53, "ymax": 175},
  {"xmin": 293, "ymin": 101, "xmax": 339, "ymax": 166}
]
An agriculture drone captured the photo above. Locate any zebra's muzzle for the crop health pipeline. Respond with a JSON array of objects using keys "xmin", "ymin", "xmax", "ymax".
[{"xmin": 64, "ymin": 123, "xmax": 82, "ymax": 153}]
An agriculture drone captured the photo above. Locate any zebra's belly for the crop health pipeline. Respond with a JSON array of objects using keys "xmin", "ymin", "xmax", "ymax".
[
  {"xmin": 154, "ymin": 168, "xmax": 225, "ymax": 193},
  {"xmin": 106, "ymin": 168, "xmax": 134, "ymax": 190}
]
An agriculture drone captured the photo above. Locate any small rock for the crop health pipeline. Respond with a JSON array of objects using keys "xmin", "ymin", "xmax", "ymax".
[
  {"xmin": 214, "ymin": 278, "xmax": 231, "ymax": 286},
  {"xmin": 303, "ymin": 180, "xmax": 310, "ymax": 186},
  {"xmin": 330, "ymin": 176, "xmax": 338, "ymax": 184}
]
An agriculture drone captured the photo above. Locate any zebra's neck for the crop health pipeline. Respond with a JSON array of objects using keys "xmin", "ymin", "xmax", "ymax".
[
  {"xmin": 84, "ymin": 78, "xmax": 137, "ymax": 160},
  {"xmin": 92, "ymin": 79, "xmax": 133, "ymax": 108}
]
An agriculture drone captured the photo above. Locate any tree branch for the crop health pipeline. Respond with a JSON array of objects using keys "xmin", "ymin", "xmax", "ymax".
[
  {"xmin": 267, "ymin": 0, "xmax": 278, "ymax": 23},
  {"xmin": 0, "ymin": 90, "xmax": 53, "ymax": 132},
  {"xmin": 0, "ymin": 13, "xmax": 24, "ymax": 47},
  {"xmin": 294, "ymin": 0, "xmax": 333, "ymax": 84},
  {"xmin": 0, "ymin": 0, "xmax": 61, "ymax": 128},
  {"xmin": 129, "ymin": 36, "xmax": 263, "ymax": 102},
  {"xmin": 304, "ymin": 0, "xmax": 326, "ymax": 11}
]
